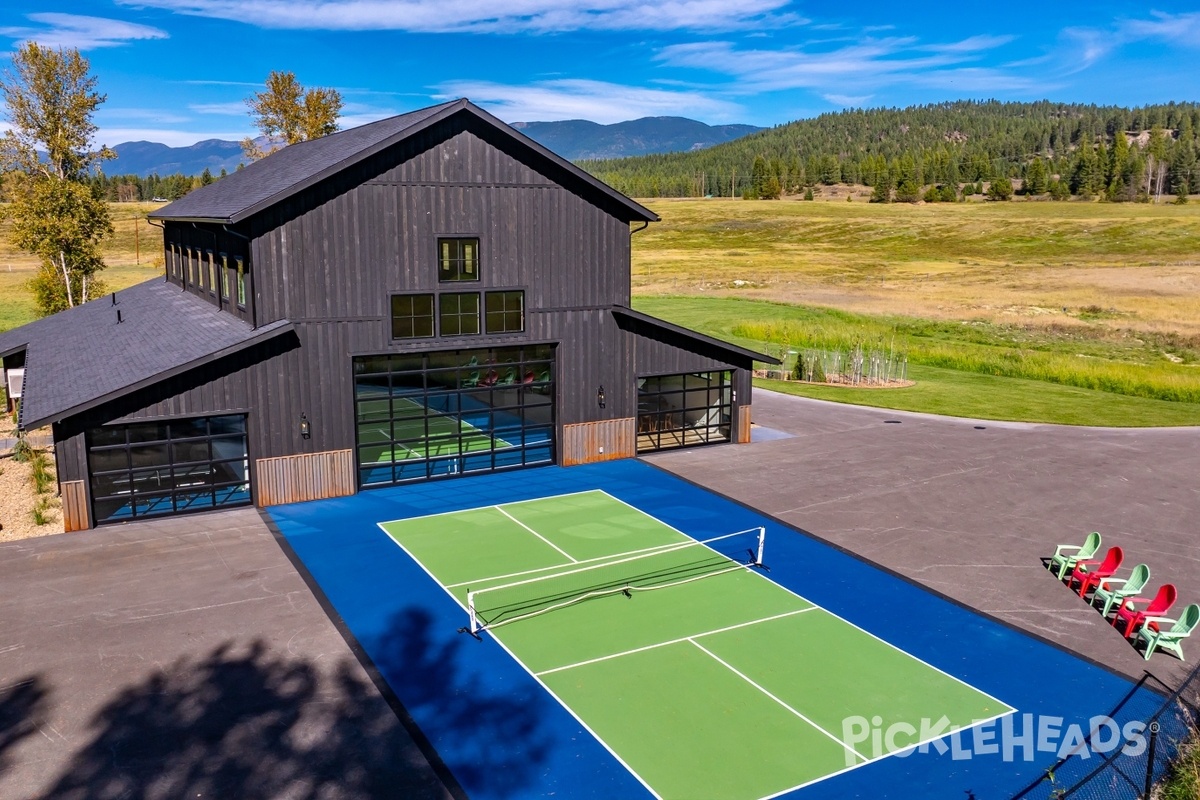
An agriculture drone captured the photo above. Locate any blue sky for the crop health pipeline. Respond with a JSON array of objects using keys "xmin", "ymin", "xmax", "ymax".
[{"xmin": 2, "ymin": 1, "xmax": 1199, "ymax": 147}]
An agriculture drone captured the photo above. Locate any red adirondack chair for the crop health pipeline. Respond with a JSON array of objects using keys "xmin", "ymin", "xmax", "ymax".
[
  {"xmin": 1069, "ymin": 546, "xmax": 1123, "ymax": 598},
  {"xmin": 1114, "ymin": 584, "xmax": 1178, "ymax": 639}
]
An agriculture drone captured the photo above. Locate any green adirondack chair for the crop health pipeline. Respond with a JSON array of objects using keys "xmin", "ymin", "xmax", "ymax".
[
  {"xmin": 1048, "ymin": 531, "xmax": 1101, "ymax": 580},
  {"xmin": 1138, "ymin": 603, "xmax": 1200, "ymax": 661},
  {"xmin": 1092, "ymin": 563, "xmax": 1151, "ymax": 617}
]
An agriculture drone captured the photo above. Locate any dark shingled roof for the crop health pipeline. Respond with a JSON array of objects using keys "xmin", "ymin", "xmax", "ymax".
[
  {"xmin": 150, "ymin": 98, "xmax": 657, "ymax": 225},
  {"xmin": 0, "ymin": 280, "xmax": 293, "ymax": 430},
  {"xmin": 610, "ymin": 306, "xmax": 781, "ymax": 366}
]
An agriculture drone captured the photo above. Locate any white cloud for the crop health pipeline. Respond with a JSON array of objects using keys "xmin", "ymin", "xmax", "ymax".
[
  {"xmin": 655, "ymin": 33, "xmax": 1035, "ymax": 96},
  {"xmin": 112, "ymin": 0, "xmax": 800, "ymax": 33},
  {"xmin": 189, "ymin": 101, "xmax": 250, "ymax": 116},
  {"xmin": 822, "ymin": 93, "xmax": 871, "ymax": 107},
  {"xmin": 0, "ymin": 13, "xmax": 168, "ymax": 50},
  {"xmin": 434, "ymin": 78, "xmax": 744, "ymax": 124},
  {"xmin": 1063, "ymin": 12, "xmax": 1200, "ymax": 72}
]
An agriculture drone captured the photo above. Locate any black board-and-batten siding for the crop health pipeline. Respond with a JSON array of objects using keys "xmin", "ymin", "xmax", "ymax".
[{"xmin": 12, "ymin": 101, "xmax": 774, "ymax": 528}]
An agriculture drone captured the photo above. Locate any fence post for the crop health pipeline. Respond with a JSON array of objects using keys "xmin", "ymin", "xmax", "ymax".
[{"xmin": 1143, "ymin": 720, "xmax": 1159, "ymax": 799}]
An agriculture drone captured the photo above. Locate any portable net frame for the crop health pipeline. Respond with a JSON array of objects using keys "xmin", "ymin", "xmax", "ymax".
[{"xmin": 462, "ymin": 527, "xmax": 767, "ymax": 635}]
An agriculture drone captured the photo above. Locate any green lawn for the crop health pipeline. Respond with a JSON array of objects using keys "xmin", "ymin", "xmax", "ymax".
[{"xmin": 633, "ymin": 295, "xmax": 1200, "ymax": 427}]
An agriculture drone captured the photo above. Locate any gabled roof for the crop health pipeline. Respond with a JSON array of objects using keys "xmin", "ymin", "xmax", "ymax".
[
  {"xmin": 0, "ymin": 280, "xmax": 293, "ymax": 430},
  {"xmin": 610, "ymin": 306, "xmax": 781, "ymax": 366},
  {"xmin": 150, "ymin": 98, "xmax": 658, "ymax": 225}
]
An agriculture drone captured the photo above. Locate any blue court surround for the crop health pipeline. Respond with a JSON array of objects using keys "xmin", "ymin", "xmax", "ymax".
[{"xmin": 267, "ymin": 460, "xmax": 1161, "ymax": 800}]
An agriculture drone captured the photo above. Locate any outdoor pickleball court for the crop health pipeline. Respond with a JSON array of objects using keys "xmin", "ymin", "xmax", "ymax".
[{"xmin": 379, "ymin": 489, "xmax": 1014, "ymax": 800}]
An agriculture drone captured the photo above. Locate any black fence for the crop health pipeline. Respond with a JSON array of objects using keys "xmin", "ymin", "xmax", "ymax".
[{"xmin": 1012, "ymin": 662, "xmax": 1200, "ymax": 799}]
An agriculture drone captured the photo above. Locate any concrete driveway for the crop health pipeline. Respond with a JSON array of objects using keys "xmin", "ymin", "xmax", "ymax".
[
  {"xmin": 0, "ymin": 508, "xmax": 457, "ymax": 800},
  {"xmin": 647, "ymin": 389, "xmax": 1200, "ymax": 690}
]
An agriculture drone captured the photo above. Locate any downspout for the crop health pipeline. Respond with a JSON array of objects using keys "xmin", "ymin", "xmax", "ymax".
[{"xmin": 146, "ymin": 218, "xmax": 167, "ymax": 283}]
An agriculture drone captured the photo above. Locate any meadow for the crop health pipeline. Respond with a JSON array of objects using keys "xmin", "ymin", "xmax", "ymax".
[
  {"xmin": 3, "ymin": 197, "xmax": 1200, "ymax": 425},
  {"xmin": 0, "ymin": 202, "xmax": 164, "ymax": 330},
  {"xmin": 632, "ymin": 197, "xmax": 1200, "ymax": 425}
]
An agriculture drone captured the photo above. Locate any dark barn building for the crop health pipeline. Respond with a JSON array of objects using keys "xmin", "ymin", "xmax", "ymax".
[{"xmin": 0, "ymin": 99, "xmax": 775, "ymax": 530}]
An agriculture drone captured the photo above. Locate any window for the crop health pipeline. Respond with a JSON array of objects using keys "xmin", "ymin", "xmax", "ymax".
[
  {"xmin": 438, "ymin": 238, "xmax": 479, "ymax": 282},
  {"xmin": 87, "ymin": 415, "xmax": 251, "ymax": 523},
  {"xmin": 439, "ymin": 293, "xmax": 480, "ymax": 336},
  {"xmin": 168, "ymin": 244, "xmax": 177, "ymax": 280},
  {"xmin": 485, "ymin": 291, "xmax": 524, "ymax": 334},
  {"xmin": 206, "ymin": 251, "xmax": 216, "ymax": 296},
  {"xmin": 235, "ymin": 257, "xmax": 246, "ymax": 307},
  {"xmin": 186, "ymin": 248, "xmax": 195, "ymax": 287},
  {"xmin": 219, "ymin": 254, "xmax": 230, "ymax": 300},
  {"xmin": 353, "ymin": 345, "xmax": 555, "ymax": 488},
  {"xmin": 391, "ymin": 294, "xmax": 435, "ymax": 339}
]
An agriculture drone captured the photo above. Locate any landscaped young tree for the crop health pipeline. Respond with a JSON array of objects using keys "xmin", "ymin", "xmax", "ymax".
[
  {"xmin": 0, "ymin": 42, "xmax": 114, "ymax": 314},
  {"xmin": 242, "ymin": 71, "xmax": 343, "ymax": 160}
]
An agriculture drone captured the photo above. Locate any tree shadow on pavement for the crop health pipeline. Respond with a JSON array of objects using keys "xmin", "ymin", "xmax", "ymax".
[
  {"xmin": 0, "ymin": 676, "xmax": 48, "ymax": 779},
  {"xmin": 34, "ymin": 607, "xmax": 551, "ymax": 800}
]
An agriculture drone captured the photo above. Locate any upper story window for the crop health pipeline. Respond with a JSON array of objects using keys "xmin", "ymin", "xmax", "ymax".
[
  {"xmin": 206, "ymin": 250, "xmax": 217, "ymax": 296},
  {"xmin": 219, "ymin": 254, "xmax": 230, "ymax": 300},
  {"xmin": 438, "ymin": 238, "xmax": 479, "ymax": 282},
  {"xmin": 439, "ymin": 292, "xmax": 480, "ymax": 336},
  {"xmin": 235, "ymin": 257, "xmax": 246, "ymax": 308},
  {"xmin": 391, "ymin": 294, "xmax": 435, "ymax": 339},
  {"xmin": 485, "ymin": 291, "xmax": 524, "ymax": 334}
]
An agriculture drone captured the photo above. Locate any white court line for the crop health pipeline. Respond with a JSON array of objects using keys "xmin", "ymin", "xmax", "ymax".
[
  {"xmin": 597, "ymin": 489, "xmax": 1018, "ymax": 716},
  {"xmin": 447, "ymin": 527, "xmax": 758, "ymax": 589},
  {"xmin": 376, "ymin": 488, "xmax": 605, "ymax": 527},
  {"xmin": 376, "ymin": 522, "xmax": 665, "ymax": 800},
  {"xmin": 688, "ymin": 638, "xmax": 868, "ymax": 764},
  {"xmin": 377, "ymin": 489, "xmax": 1019, "ymax": 795},
  {"xmin": 535, "ymin": 607, "xmax": 815, "ymax": 676},
  {"xmin": 495, "ymin": 506, "xmax": 578, "ymax": 563}
]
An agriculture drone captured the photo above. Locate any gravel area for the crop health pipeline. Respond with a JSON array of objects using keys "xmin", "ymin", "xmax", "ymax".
[{"xmin": 0, "ymin": 414, "xmax": 63, "ymax": 541}]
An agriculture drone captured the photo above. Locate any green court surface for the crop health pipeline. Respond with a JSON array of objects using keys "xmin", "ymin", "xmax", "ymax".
[
  {"xmin": 357, "ymin": 395, "xmax": 512, "ymax": 461},
  {"xmin": 379, "ymin": 490, "xmax": 1013, "ymax": 800}
]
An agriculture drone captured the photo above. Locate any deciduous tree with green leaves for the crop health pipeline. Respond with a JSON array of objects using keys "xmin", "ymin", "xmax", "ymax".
[
  {"xmin": 242, "ymin": 71, "xmax": 343, "ymax": 160},
  {"xmin": 0, "ymin": 42, "xmax": 114, "ymax": 314}
]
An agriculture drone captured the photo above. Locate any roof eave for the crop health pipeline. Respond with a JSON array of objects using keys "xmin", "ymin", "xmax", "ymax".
[
  {"xmin": 19, "ymin": 321, "xmax": 296, "ymax": 430},
  {"xmin": 611, "ymin": 306, "xmax": 780, "ymax": 365}
]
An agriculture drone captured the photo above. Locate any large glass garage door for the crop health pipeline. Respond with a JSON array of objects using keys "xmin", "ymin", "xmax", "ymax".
[
  {"xmin": 637, "ymin": 371, "xmax": 732, "ymax": 453},
  {"xmin": 87, "ymin": 415, "xmax": 251, "ymax": 524},
  {"xmin": 354, "ymin": 344, "xmax": 555, "ymax": 487}
]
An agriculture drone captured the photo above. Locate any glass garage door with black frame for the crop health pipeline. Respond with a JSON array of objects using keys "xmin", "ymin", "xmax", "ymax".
[
  {"xmin": 354, "ymin": 344, "xmax": 555, "ymax": 487},
  {"xmin": 637, "ymin": 371, "xmax": 732, "ymax": 452},
  {"xmin": 87, "ymin": 415, "xmax": 251, "ymax": 524}
]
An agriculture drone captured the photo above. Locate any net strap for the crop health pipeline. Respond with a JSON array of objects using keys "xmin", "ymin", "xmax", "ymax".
[{"xmin": 466, "ymin": 526, "xmax": 765, "ymax": 634}]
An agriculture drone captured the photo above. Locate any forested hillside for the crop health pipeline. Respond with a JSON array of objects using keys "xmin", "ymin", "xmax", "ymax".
[{"xmin": 581, "ymin": 100, "xmax": 1200, "ymax": 201}]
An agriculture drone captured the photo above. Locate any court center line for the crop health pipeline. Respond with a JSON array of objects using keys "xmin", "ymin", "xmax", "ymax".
[
  {"xmin": 495, "ymin": 506, "xmax": 579, "ymax": 563},
  {"xmin": 597, "ymin": 490, "xmax": 1017, "ymax": 715},
  {"xmin": 687, "ymin": 639, "xmax": 869, "ymax": 764},
  {"xmin": 534, "ymin": 607, "xmax": 815, "ymax": 676}
]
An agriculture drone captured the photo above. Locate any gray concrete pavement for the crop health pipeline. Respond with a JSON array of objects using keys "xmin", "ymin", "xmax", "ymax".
[
  {"xmin": 647, "ymin": 390, "xmax": 1200, "ymax": 689},
  {"xmin": 0, "ymin": 508, "xmax": 456, "ymax": 800}
]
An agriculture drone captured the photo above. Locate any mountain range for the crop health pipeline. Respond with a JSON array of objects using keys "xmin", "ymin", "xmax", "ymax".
[{"xmin": 105, "ymin": 116, "xmax": 762, "ymax": 177}]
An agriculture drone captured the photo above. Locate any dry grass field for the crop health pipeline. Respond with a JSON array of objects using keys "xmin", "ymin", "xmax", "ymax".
[
  {"xmin": 632, "ymin": 197, "xmax": 1200, "ymax": 338},
  {"xmin": 0, "ymin": 202, "xmax": 165, "ymax": 330}
]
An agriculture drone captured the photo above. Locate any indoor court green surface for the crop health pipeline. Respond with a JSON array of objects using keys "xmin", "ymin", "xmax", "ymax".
[
  {"xmin": 379, "ymin": 490, "xmax": 1014, "ymax": 800},
  {"xmin": 356, "ymin": 395, "xmax": 512, "ymax": 461}
]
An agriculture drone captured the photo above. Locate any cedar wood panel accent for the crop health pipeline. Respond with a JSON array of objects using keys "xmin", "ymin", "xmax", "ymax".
[
  {"xmin": 561, "ymin": 419, "xmax": 637, "ymax": 466},
  {"xmin": 256, "ymin": 449, "xmax": 355, "ymax": 506},
  {"xmin": 61, "ymin": 480, "xmax": 89, "ymax": 532}
]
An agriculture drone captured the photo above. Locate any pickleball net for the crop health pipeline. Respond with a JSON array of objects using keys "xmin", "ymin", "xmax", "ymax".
[{"xmin": 462, "ymin": 526, "xmax": 767, "ymax": 635}]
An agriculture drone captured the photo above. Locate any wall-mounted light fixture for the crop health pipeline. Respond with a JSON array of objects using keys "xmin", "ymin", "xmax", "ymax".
[
  {"xmin": 597, "ymin": 386, "xmax": 606, "ymax": 409},
  {"xmin": 299, "ymin": 412, "xmax": 311, "ymax": 439}
]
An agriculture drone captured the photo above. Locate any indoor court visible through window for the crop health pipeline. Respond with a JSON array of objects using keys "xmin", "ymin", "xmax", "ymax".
[
  {"xmin": 638, "ymin": 371, "xmax": 732, "ymax": 452},
  {"xmin": 353, "ymin": 345, "xmax": 555, "ymax": 487}
]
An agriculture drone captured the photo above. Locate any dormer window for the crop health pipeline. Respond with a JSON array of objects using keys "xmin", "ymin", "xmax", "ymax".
[{"xmin": 438, "ymin": 238, "xmax": 479, "ymax": 282}]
